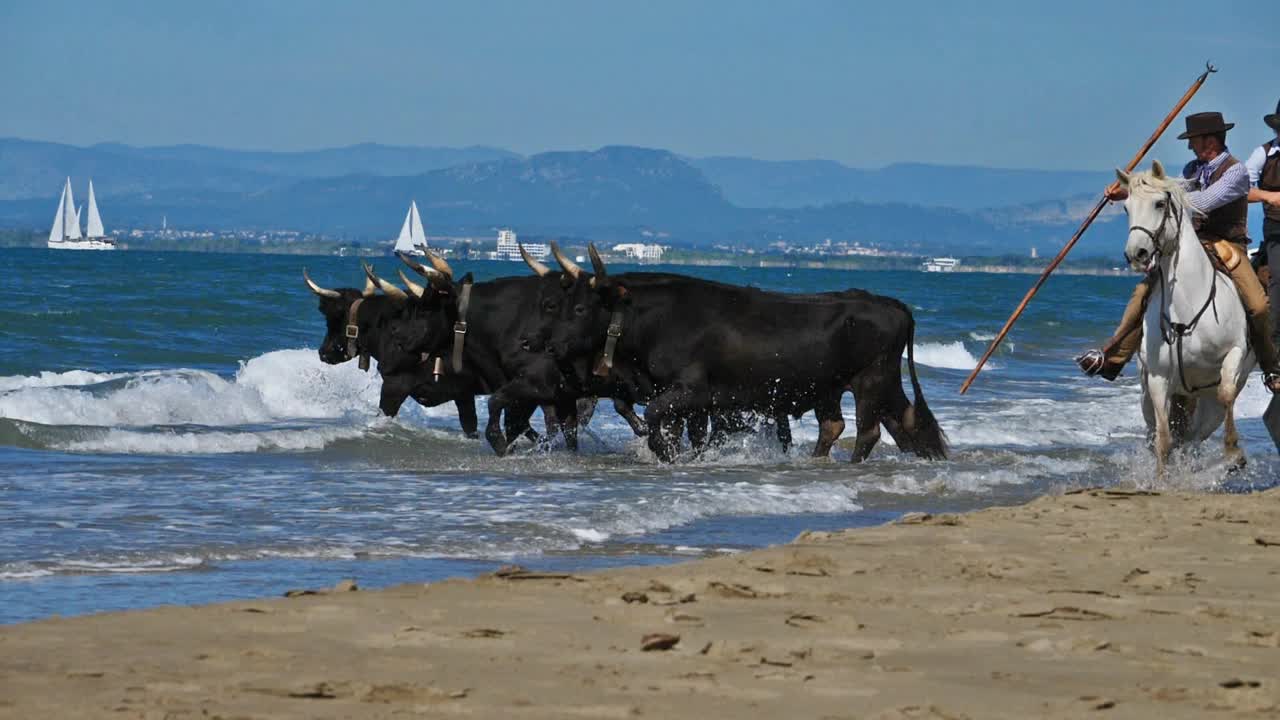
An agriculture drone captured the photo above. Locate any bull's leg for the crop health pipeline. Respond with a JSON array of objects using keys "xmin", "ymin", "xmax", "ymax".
[
  {"xmin": 504, "ymin": 401, "xmax": 538, "ymax": 447},
  {"xmin": 575, "ymin": 397, "xmax": 599, "ymax": 428},
  {"xmin": 775, "ymin": 414, "xmax": 793, "ymax": 453},
  {"xmin": 555, "ymin": 395, "xmax": 580, "ymax": 452},
  {"xmin": 687, "ymin": 409, "xmax": 710, "ymax": 451},
  {"xmin": 813, "ymin": 395, "xmax": 846, "ymax": 458},
  {"xmin": 644, "ymin": 386, "xmax": 703, "ymax": 462},
  {"xmin": 455, "ymin": 396, "xmax": 479, "ymax": 439},
  {"xmin": 613, "ymin": 398, "xmax": 649, "ymax": 437},
  {"xmin": 485, "ymin": 391, "xmax": 513, "ymax": 456},
  {"xmin": 378, "ymin": 374, "xmax": 415, "ymax": 417}
]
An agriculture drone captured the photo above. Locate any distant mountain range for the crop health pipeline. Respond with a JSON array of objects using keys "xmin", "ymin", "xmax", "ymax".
[{"xmin": 0, "ymin": 137, "xmax": 1131, "ymax": 256}]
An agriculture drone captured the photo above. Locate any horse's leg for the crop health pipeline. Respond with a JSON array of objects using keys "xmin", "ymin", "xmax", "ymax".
[
  {"xmin": 1217, "ymin": 347, "xmax": 1247, "ymax": 471},
  {"xmin": 1146, "ymin": 375, "xmax": 1173, "ymax": 478}
]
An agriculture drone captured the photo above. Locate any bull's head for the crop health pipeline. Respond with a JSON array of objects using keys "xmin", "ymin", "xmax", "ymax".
[
  {"xmin": 531, "ymin": 242, "xmax": 630, "ymax": 382},
  {"xmin": 389, "ymin": 252, "xmax": 465, "ymax": 367},
  {"xmin": 304, "ymin": 268, "xmax": 377, "ymax": 364}
]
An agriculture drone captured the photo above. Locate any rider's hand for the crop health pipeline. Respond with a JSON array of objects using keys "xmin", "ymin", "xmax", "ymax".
[
  {"xmin": 1104, "ymin": 182, "xmax": 1129, "ymax": 202},
  {"xmin": 1266, "ymin": 190, "xmax": 1280, "ymax": 209}
]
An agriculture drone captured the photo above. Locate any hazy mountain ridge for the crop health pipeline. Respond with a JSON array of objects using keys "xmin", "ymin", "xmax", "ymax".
[{"xmin": 1, "ymin": 138, "xmax": 1130, "ymax": 255}]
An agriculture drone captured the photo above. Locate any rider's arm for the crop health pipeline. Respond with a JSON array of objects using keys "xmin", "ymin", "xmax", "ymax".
[
  {"xmin": 1245, "ymin": 145, "xmax": 1280, "ymax": 206},
  {"xmin": 1187, "ymin": 161, "xmax": 1249, "ymax": 213}
]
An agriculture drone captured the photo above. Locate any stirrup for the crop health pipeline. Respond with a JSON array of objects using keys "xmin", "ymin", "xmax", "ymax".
[{"xmin": 1265, "ymin": 372, "xmax": 1280, "ymax": 394}]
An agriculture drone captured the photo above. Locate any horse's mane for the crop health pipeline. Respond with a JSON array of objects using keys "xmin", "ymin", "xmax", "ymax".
[{"xmin": 1126, "ymin": 166, "xmax": 1203, "ymax": 217}]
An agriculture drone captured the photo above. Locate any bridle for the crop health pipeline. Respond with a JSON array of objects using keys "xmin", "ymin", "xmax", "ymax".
[{"xmin": 1132, "ymin": 189, "xmax": 1222, "ymax": 393}]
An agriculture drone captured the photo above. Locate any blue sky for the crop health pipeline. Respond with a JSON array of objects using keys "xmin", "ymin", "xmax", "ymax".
[{"xmin": 2, "ymin": 0, "xmax": 1276, "ymax": 170}]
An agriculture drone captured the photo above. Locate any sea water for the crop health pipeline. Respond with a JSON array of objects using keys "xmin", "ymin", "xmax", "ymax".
[{"xmin": 2, "ymin": 248, "xmax": 1274, "ymax": 624}]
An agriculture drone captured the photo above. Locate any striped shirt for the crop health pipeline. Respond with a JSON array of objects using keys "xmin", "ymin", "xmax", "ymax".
[{"xmin": 1182, "ymin": 149, "xmax": 1249, "ymax": 213}]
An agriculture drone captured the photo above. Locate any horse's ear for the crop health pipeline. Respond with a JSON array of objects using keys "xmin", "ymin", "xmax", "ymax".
[
  {"xmin": 1115, "ymin": 168, "xmax": 1131, "ymax": 187},
  {"xmin": 1151, "ymin": 160, "xmax": 1166, "ymax": 179}
]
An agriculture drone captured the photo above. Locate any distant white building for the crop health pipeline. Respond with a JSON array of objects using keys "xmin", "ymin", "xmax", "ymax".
[
  {"xmin": 493, "ymin": 228, "xmax": 549, "ymax": 261},
  {"xmin": 612, "ymin": 243, "xmax": 665, "ymax": 261}
]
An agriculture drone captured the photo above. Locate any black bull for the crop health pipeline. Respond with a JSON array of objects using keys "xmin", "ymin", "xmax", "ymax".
[
  {"xmin": 304, "ymin": 264, "xmax": 647, "ymax": 450},
  {"xmin": 520, "ymin": 251, "xmax": 948, "ymax": 463}
]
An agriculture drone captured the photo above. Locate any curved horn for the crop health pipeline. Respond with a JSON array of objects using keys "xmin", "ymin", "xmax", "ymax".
[
  {"xmin": 397, "ymin": 251, "xmax": 451, "ymax": 291},
  {"xmin": 550, "ymin": 241, "xmax": 582, "ymax": 279},
  {"xmin": 398, "ymin": 269, "xmax": 426, "ymax": 299},
  {"xmin": 362, "ymin": 273, "xmax": 377, "ymax": 298},
  {"xmin": 426, "ymin": 251, "xmax": 454, "ymax": 279},
  {"xmin": 362, "ymin": 262, "xmax": 407, "ymax": 299},
  {"xmin": 587, "ymin": 243, "xmax": 609, "ymax": 287},
  {"xmin": 303, "ymin": 268, "xmax": 341, "ymax": 298},
  {"xmin": 519, "ymin": 243, "xmax": 551, "ymax": 276}
]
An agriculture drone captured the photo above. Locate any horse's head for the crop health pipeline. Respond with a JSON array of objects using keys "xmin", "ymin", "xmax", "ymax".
[{"xmin": 1117, "ymin": 160, "xmax": 1189, "ymax": 273}]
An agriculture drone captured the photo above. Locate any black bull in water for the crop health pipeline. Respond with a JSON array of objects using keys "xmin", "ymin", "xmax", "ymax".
[{"xmin": 306, "ymin": 247, "xmax": 948, "ymax": 463}]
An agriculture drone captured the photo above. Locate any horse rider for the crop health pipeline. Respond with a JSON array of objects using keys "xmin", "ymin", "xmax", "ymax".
[
  {"xmin": 1247, "ymin": 99, "xmax": 1280, "ymax": 350},
  {"xmin": 1076, "ymin": 111, "xmax": 1280, "ymax": 394}
]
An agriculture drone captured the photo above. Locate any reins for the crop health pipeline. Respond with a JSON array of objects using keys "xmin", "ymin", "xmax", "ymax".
[{"xmin": 1137, "ymin": 190, "xmax": 1223, "ymax": 393}]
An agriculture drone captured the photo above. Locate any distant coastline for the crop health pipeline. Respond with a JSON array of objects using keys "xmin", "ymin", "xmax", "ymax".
[{"xmin": 0, "ymin": 228, "xmax": 1131, "ymax": 276}]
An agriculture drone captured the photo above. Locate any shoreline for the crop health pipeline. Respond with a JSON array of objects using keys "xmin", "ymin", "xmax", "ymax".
[{"xmin": 4, "ymin": 487, "xmax": 1278, "ymax": 718}]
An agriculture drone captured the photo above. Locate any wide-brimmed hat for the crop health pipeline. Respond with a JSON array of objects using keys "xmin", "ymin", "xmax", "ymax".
[
  {"xmin": 1177, "ymin": 111, "xmax": 1235, "ymax": 139},
  {"xmin": 1266, "ymin": 99, "xmax": 1280, "ymax": 131}
]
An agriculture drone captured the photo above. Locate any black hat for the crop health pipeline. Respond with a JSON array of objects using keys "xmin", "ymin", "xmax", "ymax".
[
  {"xmin": 1266, "ymin": 99, "xmax": 1280, "ymax": 132},
  {"xmin": 1176, "ymin": 111, "xmax": 1235, "ymax": 139}
]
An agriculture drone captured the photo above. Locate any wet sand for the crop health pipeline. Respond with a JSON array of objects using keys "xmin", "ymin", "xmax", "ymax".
[{"xmin": 3, "ymin": 487, "xmax": 1279, "ymax": 719}]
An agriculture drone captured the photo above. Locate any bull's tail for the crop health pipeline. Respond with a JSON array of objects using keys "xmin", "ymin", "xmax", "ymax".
[{"xmin": 904, "ymin": 316, "xmax": 949, "ymax": 460}]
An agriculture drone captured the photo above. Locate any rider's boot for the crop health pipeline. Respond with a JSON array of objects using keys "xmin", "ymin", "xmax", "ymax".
[
  {"xmin": 1076, "ymin": 278, "xmax": 1150, "ymax": 381},
  {"xmin": 1223, "ymin": 249, "xmax": 1280, "ymax": 393}
]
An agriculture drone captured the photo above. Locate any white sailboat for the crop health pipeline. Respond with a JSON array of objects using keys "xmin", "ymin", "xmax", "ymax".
[
  {"xmin": 47, "ymin": 178, "xmax": 116, "ymax": 250},
  {"xmin": 392, "ymin": 200, "xmax": 428, "ymax": 255}
]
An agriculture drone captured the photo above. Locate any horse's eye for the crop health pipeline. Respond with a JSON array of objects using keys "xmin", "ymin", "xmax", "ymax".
[{"xmin": 1155, "ymin": 200, "xmax": 1166, "ymax": 210}]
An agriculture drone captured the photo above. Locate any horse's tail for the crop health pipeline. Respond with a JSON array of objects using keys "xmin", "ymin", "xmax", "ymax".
[{"xmin": 904, "ymin": 315, "xmax": 949, "ymax": 460}]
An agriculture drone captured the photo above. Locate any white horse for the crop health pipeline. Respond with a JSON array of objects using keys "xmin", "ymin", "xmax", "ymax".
[{"xmin": 1118, "ymin": 160, "xmax": 1253, "ymax": 476}]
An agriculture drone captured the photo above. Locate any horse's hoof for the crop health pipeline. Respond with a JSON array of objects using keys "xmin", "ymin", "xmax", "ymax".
[{"xmin": 1225, "ymin": 456, "xmax": 1247, "ymax": 474}]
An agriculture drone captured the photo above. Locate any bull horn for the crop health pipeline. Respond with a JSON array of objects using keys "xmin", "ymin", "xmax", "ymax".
[
  {"xmin": 362, "ymin": 273, "xmax": 377, "ymax": 298},
  {"xmin": 362, "ymin": 262, "xmax": 407, "ymax": 299},
  {"xmin": 398, "ymin": 269, "xmax": 426, "ymax": 299},
  {"xmin": 519, "ymin": 243, "xmax": 551, "ymax": 276},
  {"xmin": 303, "ymin": 268, "xmax": 340, "ymax": 298},
  {"xmin": 587, "ymin": 243, "xmax": 609, "ymax": 287},
  {"xmin": 550, "ymin": 241, "xmax": 582, "ymax": 279},
  {"xmin": 426, "ymin": 251, "xmax": 454, "ymax": 279},
  {"xmin": 397, "ymin": 251, "xmax": 451, "ymax": 291}
]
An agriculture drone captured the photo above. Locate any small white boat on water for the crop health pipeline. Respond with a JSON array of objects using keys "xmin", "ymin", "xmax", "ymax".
[
  {"xmin": 922, "ymin": 257, "xmax": 959, "ymax": 272},
  {"xmin": 393, "ymin": 200, "xmax": 428, "ymax": 256},
  {"xmin": 48, "ymin": 178, "xmax": 116, "ymax": 251}
]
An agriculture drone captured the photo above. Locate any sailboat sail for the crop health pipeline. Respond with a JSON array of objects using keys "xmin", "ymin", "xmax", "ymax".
[
  {"xmin": 86, "ymin": 180, "xmax": 105, "ymax": 238},
  {"xmin": 393, "ymin": 201, "xmax": 427, "ymax": 254},
  {"xmin": 409, "ymin": 202, "xmax": 426, "ymax": 247},
  {"xmin": 49, "ymin": 182, "xmax": 67, "ymax": 245},
  {"xmin": 63, "ymin": 179, "xmax": 82, "ymax": 240},
  {"xmin": 394, "ymin": 206, "xmax": 415, "ymax": 252}
]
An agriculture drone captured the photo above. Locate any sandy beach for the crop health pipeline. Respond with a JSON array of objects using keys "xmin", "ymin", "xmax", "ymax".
[{"xmin": 3, "ymin": 486, "xmax": 1279, "ymax": 719}]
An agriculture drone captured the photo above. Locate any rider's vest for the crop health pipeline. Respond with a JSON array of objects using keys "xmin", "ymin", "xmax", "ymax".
[
  {"xmin": 1190, "ymin": 154, "xmax": 1249, "ymax": 244},
  {"xmin": 1260, "ymin": 140, "xmax": 1280, "ymax": 224}
]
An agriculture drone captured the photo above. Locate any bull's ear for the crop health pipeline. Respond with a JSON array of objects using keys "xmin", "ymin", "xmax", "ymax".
[{"xmin": 604, "ymin": 283, "xmax": 630, "ymax": 308}]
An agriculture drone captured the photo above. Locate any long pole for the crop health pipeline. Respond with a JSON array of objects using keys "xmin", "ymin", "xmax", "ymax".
[{"xmin": 959, "ymin": 62, "xmax": 1218, "ymax": 394}]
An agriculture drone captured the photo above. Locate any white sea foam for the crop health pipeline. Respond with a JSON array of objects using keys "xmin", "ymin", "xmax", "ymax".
[
  {"xmin": 0, "ymin": 369, "xmax": 135, "ymax": 392},
  {"xmin": 913, "ymin": 341, "xmax": 995, "ymax": 371},
  {"xmin": 0, "ymin": 350, "xmax": 382, "ymax": 429}
]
